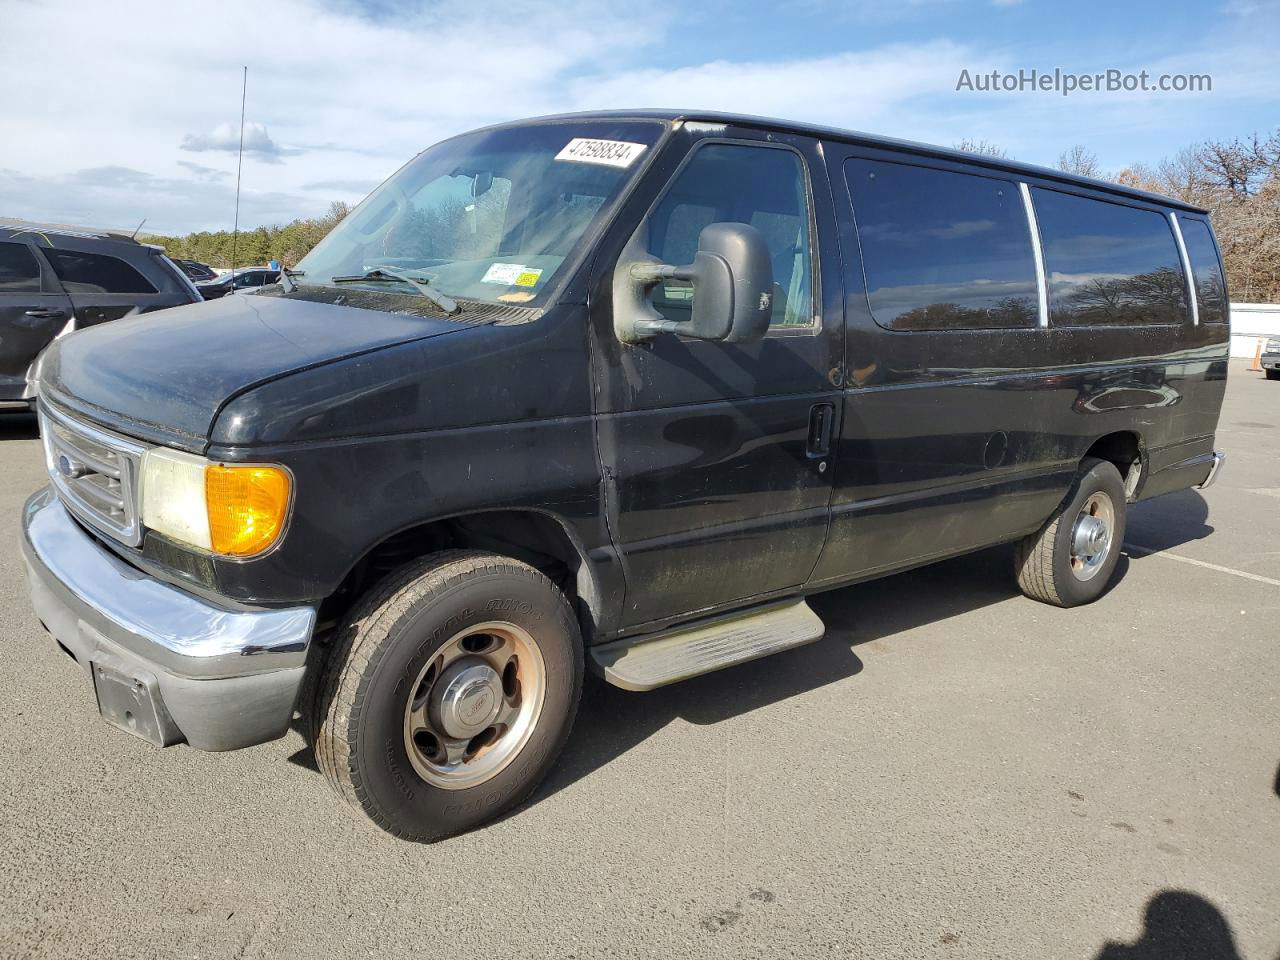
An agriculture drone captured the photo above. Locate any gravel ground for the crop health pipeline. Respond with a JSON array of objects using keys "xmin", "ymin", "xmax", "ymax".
[{"xmin": 1, "ymin": 360, "xmax": 1276, "ymax": 960}]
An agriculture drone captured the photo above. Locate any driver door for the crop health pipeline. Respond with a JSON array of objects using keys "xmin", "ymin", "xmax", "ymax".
[{"xmin": 589, "ymin": 126, "xmax": 843, "ymax": 631}]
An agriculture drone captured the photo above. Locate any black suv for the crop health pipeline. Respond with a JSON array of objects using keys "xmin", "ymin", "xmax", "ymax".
[
  {"xmin": 0, "ymin": 221, "xmax": 200, "ymax": 410},
  {"xmin": 173, "ymin": 258, "xmax": 218, "ymax": 283},
  {"xmin": 196, "ymin": 267, "xmax": 281, "ymax": 299}
]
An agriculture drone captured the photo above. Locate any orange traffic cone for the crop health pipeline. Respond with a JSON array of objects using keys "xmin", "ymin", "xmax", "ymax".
[{"xmin": 1250, "ymin": 341, "xmax": 1263, "ymax": 372}]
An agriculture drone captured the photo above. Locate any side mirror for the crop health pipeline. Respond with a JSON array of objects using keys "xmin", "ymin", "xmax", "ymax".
[{"xmin": 614, "ymin": 222, "xmax": 774, "ymax": 345}]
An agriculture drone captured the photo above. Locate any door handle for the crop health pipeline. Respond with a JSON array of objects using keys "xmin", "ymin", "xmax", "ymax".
[
  {"xmin": 807, "ymin": 402, "xmax": 835, "ymax": 458},
  {"xmin": 24, "ymin": 309, "xmax": 67, "ymax": 320}
]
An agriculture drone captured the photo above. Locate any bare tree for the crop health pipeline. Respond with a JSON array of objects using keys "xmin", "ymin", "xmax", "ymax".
[
  {"xmin": 1057, "ymin": 145, "xmax": 1101, "ymax": 178},
  {"xmin": 953, "ymin": 138, "xmax": 1010, "ymax": 160}
]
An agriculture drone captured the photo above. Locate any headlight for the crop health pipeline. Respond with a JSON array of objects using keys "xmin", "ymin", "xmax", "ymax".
[{"xmin": 140, "ymin": 448, "xmax": 292, "ymax": 557}]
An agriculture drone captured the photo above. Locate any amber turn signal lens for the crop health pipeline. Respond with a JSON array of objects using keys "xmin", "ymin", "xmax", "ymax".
[{"xmin": 205, "ymin": 465, "xmax": 291, "ymax": 557}]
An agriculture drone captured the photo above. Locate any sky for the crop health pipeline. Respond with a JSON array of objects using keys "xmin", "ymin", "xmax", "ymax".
[{"xmin": 1, "ymin": 0, "xmax": 1277, "ymax": 235}]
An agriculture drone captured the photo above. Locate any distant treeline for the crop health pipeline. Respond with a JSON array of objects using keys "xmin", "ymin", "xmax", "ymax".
[
  {"xmin": 961, "ymin": 130, "xmax": 1280, "ymax": 304},
  {"xmin": 143, "ymin": 201, "xmax": 350, "ymax": 268}
]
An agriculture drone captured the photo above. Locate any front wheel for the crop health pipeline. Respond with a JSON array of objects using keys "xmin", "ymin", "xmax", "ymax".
[
  {"xmin": 1014, "ymin": 457, "xmax": 1127, "ymax": 607},
  {"xmin": 312, "ymin": 551, "xmax": 583, "ymax": 841},
  {"xmin": 1265, "ymin": 369, "xmax": 1280, "ymax": 381}
]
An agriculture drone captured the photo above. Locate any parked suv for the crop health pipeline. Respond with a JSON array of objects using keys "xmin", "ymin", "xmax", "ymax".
[
  {"xmin": 21, "ymin": 113, "xmax": 1229, "ymax": 841},
  {"xmin": 196, "ymin": 267, "xmax": 280, "ymax": 299},
  {"xmin": 173, "ymin": 258, "xmax": 218, "ymax": 283},
  {"xmin": 0, "ymin": 221, "xmax": 200, "ymax": 410},
  {"xmin": 1263, "ymin": 337, "xmax": 1280, "ymax": 379}
]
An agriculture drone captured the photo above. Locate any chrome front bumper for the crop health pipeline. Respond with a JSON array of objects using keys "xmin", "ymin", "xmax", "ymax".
[{"xmin": 21, "ymin": 487, "xmax": 317, "ymax": 751}]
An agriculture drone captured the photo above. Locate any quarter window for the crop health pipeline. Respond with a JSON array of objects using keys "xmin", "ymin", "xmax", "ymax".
[
  {"xmin": 847, "ymin": 159, "xmax": 1039, "ymax": 330},
  {"xmin": 1032, "ymin": 189, "xmax": 1187, "ymax": 325},
  {"xmin": 0, "ymin": 241, "xmax": 41, "ymax": 293},
  {"xmin": 1177, "ymin": 217, "xmax": 1227, "ymax": 323},
  {"xmin": 646, "ymin": 143, "xmax": 815, "ymax": 329},
  {"xmin": 42, "ymin": 248, "xmax": 156, "ymax": 295}
]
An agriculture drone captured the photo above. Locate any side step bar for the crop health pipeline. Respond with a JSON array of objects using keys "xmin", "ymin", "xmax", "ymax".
[{"xmin": 591, "ymin": 599, "xmax": 825, "ymax": 691}]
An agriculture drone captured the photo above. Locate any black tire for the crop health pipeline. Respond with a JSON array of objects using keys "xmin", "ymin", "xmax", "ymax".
[
  {"xmin": 312, "ymin": 550, "xmax": 583, "ymax": 841},
  {"xmin": 1265, "ymin": 369, "xmax": 1280, "ymax": 381},
  {"xmin": 1014, "ymin": 457, "xmax": 1127, "ymax": 608}
]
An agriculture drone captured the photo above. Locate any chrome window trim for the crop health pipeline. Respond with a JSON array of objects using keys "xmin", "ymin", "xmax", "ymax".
[
  {"xmin": 1168, "ymin": 212, "xmax": 1200, "ymax": 326},
  {"xmin": 1019, "ymin": 181, "xmax": 1050, "ymax": 329},
  {"xmin": 40, "ymin": 402, "xmax": 148, "ymax": 547}
]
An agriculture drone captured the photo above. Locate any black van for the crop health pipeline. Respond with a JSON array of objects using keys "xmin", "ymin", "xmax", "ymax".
[
  {"xmin": 0, "ymin": 221, "xmax": 200, "ymax": 410},
  {"xmin": 20, "ymin": 112, "xmax": 1228, "ymax": 841}
]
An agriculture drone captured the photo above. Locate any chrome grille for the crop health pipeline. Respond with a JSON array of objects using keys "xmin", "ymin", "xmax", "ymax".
[{"xmin": 40, "ymin": 404, "xmax": 146, "ymax": 546}]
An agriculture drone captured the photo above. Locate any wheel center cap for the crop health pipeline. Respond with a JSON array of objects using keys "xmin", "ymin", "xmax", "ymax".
[
  {"xmin": 1074, "ymin": 515, "xmax": 1108, "ymax": 557},
  {"xmin": 433, "ymin": 662, "xmax": 502, "ymax": 739}
]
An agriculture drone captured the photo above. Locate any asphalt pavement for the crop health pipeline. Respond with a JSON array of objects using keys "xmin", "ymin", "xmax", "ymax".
[{"xmin": 1, "ymin": 360, "xmax": 1276, "ymax": 960}]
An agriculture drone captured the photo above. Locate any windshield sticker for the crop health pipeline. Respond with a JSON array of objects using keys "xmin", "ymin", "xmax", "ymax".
[
  {"xmin": 514, "ymin": 268, "xmax": 543, "ymax": 288},
  {"xmin": 554, "ymin": 138, "xmax": 647, "ymax": 168},
  {"xmin": 481, "ymin": 262, "xmax": 527, "ymax": 285}
]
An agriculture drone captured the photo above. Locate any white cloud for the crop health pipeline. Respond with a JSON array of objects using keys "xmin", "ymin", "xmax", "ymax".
[
  {"xmin": 0, "ymin": 0, "xmax": 668, "ymax": 232},
  {"xmin": 181, "ymin": 122, "xmax": 297, "ymax": 162},
  {"xmin": 0, "ymin": 0, "xmax": 1274, "ymax": 233},
  {"xmin": 568, "ymin": 41, "xmax": 981, "ymax": 132}
]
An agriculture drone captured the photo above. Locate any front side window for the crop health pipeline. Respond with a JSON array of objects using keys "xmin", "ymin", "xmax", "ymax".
[
  {"xmin": 0, "ymin": 241, "xmax": 41, "ymax": 293},
  {"xmin": 645, "ymin": 143, "xmax": 815, "ymax": 329},
  {"xmin": 847, "ymin": 159, "xmax": 1039, "ymax": 330},
  {"xmin": 1033, "ymin": 189, "xmax": 1187, "ymax": 325},
  {"xmin": 1178, "ymin": 217, "xmax": 1228, "ymax": 323},
  {"xmin": 42, "ymin": 248, "xmax": 156, "ymax": 295},
  {"xmin": 297, "ymin": 121, "xmax": 664, "ymax": 306}
]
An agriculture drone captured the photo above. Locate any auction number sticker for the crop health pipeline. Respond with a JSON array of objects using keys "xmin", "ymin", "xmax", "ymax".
[{"xmin": 555, "ymin": 138, "xmax": 647, "ymax": 168}]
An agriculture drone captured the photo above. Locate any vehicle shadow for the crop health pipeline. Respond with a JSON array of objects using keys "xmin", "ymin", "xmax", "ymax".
[
  {"xmin": 529, "ymin": 545, "xmax": 1021, "ymax": 809},
  {"xmin": 1094, "ymin": 890, "xmax": 1243, "ymax": 960},
  {"xmin": 1124, "ymin": 489, "xmax": 1214, "ymax": 555},
  {"xmin": 0, "ymin": 413, "xmax": 39, "ymax": 441}
]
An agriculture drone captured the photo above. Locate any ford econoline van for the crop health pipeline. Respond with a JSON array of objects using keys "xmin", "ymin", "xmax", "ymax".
[{"xmin": 21, "ymin": 112, "xmax": 1228, "ymax": 840}]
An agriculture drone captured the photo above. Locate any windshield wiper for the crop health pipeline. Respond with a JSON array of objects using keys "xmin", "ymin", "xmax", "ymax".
[{"xmin": 330, "ymin": 267, "xmax": 460, "ymax": 315}]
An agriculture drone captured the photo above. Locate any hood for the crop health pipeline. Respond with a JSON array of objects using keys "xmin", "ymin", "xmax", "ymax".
[{"xmin": 41, "ymin": 292, "xmax": 475, "ymax": 448}]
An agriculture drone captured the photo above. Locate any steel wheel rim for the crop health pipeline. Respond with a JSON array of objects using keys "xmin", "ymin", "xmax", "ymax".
[
  {"xmin": 402, "ymin": 620, "xmax": 546, "ymax": 791},
  {"xmin": 1069, "ymin": 491, "xmax": 1115, "ymax": 582}
]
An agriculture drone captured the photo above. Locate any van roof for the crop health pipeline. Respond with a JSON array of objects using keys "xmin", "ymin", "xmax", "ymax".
[{"xmin": 499, "ymin": 110, "xmax": 1210, "ymax": 216}]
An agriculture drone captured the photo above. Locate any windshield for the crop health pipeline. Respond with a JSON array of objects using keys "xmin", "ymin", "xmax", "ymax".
[{"xmin": 295, "ymin": 120, "xmax": 665, "ymax": 306}]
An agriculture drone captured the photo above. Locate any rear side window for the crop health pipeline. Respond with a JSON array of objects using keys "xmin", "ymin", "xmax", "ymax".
[
  {"xmin": 42, "ymin": 248, "xmax": 156, "ymax": 295},
  {"xmin": 0, "ymin": 241, "xmax": 41, "ymax": 293},
  {"xmin": 1178, "ymin": 217, "xmax": 1227, "ymax": 323},
  {"xmin": 1032, "ymin": 189, "xmax": 1187, "ymax": 325},
  {"xmin": 846, "ymin": 159, "xmax": 1039, "ymax": 330}
]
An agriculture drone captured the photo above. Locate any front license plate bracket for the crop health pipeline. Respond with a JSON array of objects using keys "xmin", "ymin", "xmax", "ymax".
[{"xmin": 90, "ymin": 656, "xmax": 179, "ymax": 747}]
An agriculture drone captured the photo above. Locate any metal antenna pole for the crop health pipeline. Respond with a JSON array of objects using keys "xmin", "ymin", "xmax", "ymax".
[{"xmin": 231, "ymin": 65, "xmax": 247, "ymax": 274}]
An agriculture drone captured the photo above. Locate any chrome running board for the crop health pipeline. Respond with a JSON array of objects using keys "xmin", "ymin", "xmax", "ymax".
[{"xmin": 591, "ymin": 599, "xmax": 825, "ymax": 691}]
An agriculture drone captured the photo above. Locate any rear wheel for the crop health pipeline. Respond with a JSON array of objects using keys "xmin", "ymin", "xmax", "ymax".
[
  {"xmin": 313, "ymin": 551, "xmax": 583, "ymax": 841},
  {"xmin": 1015, "ymin": 457, "xmax": 1127, "ymax": 607}
]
